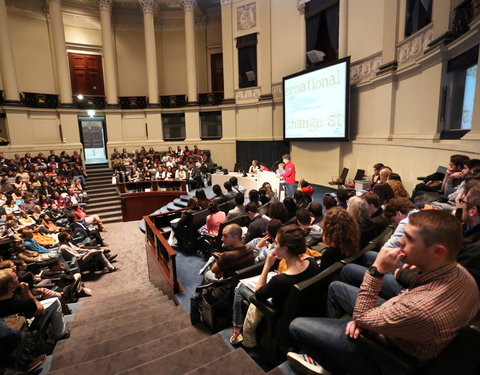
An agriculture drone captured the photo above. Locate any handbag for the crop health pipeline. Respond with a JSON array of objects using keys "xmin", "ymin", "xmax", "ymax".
[{"xmin": 190, "ymin": 277, "xmax": 236, "ymax": 332}]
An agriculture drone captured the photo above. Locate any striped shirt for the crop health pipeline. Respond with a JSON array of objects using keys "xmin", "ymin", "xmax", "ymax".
[{"xmin": 353, "ymin": 263, "xmax": 479, "ymax": 360}]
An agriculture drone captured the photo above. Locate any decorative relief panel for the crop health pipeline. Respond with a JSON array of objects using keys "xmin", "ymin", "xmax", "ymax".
[
  {"xmin": 235, "ymin": 87, "xmax": 261, "ymax": 103},
  {"xmin": 237, "ymin": 2, "xmax": 256, "ymax": 31},
  {"xmin": 396, "ymin": 24, "xmax": 433, "ymax": 66},
  {"xmin": 350, "ymin": 52, "xmax": 383, "ymax": 84},
  {"xmin": 272, "ymin": 83, "xmax": 283, "ymax": 100}
]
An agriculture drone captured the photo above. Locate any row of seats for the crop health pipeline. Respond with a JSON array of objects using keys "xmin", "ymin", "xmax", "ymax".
[{"xmin": 232, "ymin": 225, "xmax": 394, "ymax": 366}]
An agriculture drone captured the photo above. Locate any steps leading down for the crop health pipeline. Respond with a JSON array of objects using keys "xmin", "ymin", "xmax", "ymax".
[
  {"xmin": 85, "ymin": 163, "xmax": 122, "ymax": 224},
  {"xmin": 48, "ymin": 284, "xmax": 276, "ymax": 375}
]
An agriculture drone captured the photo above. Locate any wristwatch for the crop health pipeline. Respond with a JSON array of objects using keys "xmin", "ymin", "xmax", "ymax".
[{"xmin": 368, "ymin": 265, "xmax": 385, "ymax": 278}]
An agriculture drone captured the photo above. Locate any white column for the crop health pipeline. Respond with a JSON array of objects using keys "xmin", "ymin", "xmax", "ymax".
[
  {"xmin": 297, "ymin": 2, "xmax": 308, "ymax": 66},
  {"xmin": 139, "ymin": 0, "xmax": 159, "ymax": 105},
  {"xmin": 48, "ymin": 0, "xmax": 73, "ymax": 105},
  {"xmin": 220, "ymin": 0, "xmax": 234, "ymax": 102},
  {"xmin": 0, "ymin": 0, "xmax": 20, "ymax": 103},
  {"xmin": 338, "ymin": 0, "xmax": 348, "ymax": 58},
  {"xmin": 98, "ymin": 0, "xmax": 118, "ymax": 106},
  {"xmin": 180, "ymin": 0, "xmax": 198, "ymax": 104}
]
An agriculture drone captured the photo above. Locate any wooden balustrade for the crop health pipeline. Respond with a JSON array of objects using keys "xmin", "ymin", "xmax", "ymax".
[
  {"xmin": 144, "ymin": 212, "xmax": 184, "ymax": 297},
  {"xmin": 116, "ymin": 179, "xmax": 187, "ymax": 221}
]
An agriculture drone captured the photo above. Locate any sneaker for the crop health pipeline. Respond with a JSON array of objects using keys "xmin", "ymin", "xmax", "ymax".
[
  {"xmin": 287, "ymin": 352, "xmax": 332, "ymax": 375},
  {"xmin": 108, "ymin": 254, "xmax": 118, "ymax": 262}
]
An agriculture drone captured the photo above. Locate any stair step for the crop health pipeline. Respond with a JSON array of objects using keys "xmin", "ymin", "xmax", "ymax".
[
  {"xmin": 115, "ymin": 334, "xmax": 230, "ymax": 375},
  {"xmin": 55, "ymin": 314, "xmax": 189, "ymax": 356},
  {"xmin": 86, "ymin": 201, "xmax": 121, "ymax": 209},
  {"xmin": 85, "ymin": 164, "xmax": 109, "ymax": 171},
  {"xmin": 56, "ymin": 309, "xmax": 190, "ymax": 355},
  {"xmin": 95, "ymin": 211, "xmax": 122, "ymax": 220},
  {"xmin": 86, "ymin": 175, "xmax": 113, "ymax": 181},
  {"xmin": 173, "ymin": 198, "xmax": 187, "ymax": 208},
  {"xmin": 81, "ymin": 285, "xmax": 161, "ymax": 305},
  {"xmin": 87, "ymin": 194, "xmax": 118, "ymax": 200},
  {"xmin": 68, "ymin": 303, "xmax": 181, "ymax": 333},
  {"xmin": 88, "ymin": 194, "xmax": 119, "ymax": 201},
  {"xmin": 103, "ymin": 216, "xmax": 123, "ymax": 224},
  {"xmin": 86, "ymin": 180, "xmax": 112, "ymax": 187},
  {"xmin": 86, "ymin": 169, "xmax": 112, "ymax": 175},
  {"xmin": 88, "ymin": 205, "xmax": 121, "ymax": 213},
  {"xmin": 180, "ymin": 194, "xmax": 191, "ymax": 202},
  {"xmin": 267, "ymin": 364, "xmax": 289, "ymax": 374},
  {"xmin": 77, "ymin": 291, "xmax": 163, "ymax": 315},
  {"xmin": 72, "ymin": 295, "xmax": 171, "ymax": 322},
  {"xmin": 184, "ymin": 348, "xmax": 265, "ymax": 375},
  {"xmin": 70, "ymin": 297, "xmax": 173, "ymax": 325},
  {"xmin": 167, "ymin": 204, "xmax": 178, "ymax": 211},
  {"xmin": 86, "ymin": 184, "xmax": 117, "ymax": 193},
  {"xmin": 50, "ymin": 325, "xmax": 210, "ymax": 374}
]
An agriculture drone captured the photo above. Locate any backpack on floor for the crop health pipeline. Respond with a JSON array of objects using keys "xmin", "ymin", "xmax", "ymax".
[{"xmin": 190, "ymin": 277, "xmax": 236, "ymax": 333}]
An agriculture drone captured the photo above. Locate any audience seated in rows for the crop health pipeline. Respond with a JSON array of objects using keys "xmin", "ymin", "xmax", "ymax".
[
  {"xmin": 205, "ymin": 224, "xmax": 254, "ymax": 281},
  {"xmin": 227, "ymin": 193, "xmax": 245, "ymax": 220},
  {"xmin": 58, "ymin": 232, "xmax": 117, "ymax": 273},
  {"xmin": 148, "ymin": 154, "xmax": 480, "ymax": 374},
  {"xmin": 347, "ymin": 196, "xmax": 377, "ymax": 248},
  {"xmin": 295, "ymin": 209, "xmax": 322, "ymax": 247},
  {"xmin": 320, "ymin": 208, "xmax": 360, "ymax": 272},
  {"xmin": 287, "ymin": 210, "xmax": 479, "ymax": 375},
  {"xmin": 230, "ymin": 224, "xmax": 320, "ymax": 346},
  {"xmin": 244, "ymin": 202, "xmax": 269, "ymax": 244},
  {"xmin": 112, "ymin": 145, "xmax": 210, "ymax": 190},
  {"xmin": 204, "ymin": 202, "xmax": 226, "ymax": 236},
  {"xmin": 0, "ymin": 150, "xmax": 116, "ymax": 370},
  {"xmin": 0, "ymin": 269, "xmax": 70, "ymax": 342}
]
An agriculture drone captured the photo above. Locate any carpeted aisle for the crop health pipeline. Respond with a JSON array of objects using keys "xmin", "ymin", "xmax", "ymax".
[
  {"xmin": 81, "ymin": 220, "xmax": 149, "ymax": 297},
  {"xmin": 45, "ymin": 220, "xmax": 286, "ymax": 375}
]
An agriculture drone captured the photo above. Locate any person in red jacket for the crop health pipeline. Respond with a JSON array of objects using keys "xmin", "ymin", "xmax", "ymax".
[{"xmin": 282, "ymin": 154, "xmax": 296, "ymax": 197}]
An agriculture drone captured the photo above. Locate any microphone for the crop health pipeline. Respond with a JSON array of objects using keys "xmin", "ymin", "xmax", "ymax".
[{"xmin": 271, "ymin": 161, "xmax": 279, "ymax": 171}]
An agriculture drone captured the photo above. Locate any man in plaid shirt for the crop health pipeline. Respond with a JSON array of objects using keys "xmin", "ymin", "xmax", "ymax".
[{"xmin": 288, "ymin": 210, "xmax": 479, "ymax": 375}]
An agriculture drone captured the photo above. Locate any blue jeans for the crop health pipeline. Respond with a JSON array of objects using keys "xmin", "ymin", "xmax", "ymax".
[
  {"xmin": 289, "ymin": 317, "xmax": 382, "ymax": 375},
  {"xmin": 285, "ymin": 183, "xmax": 296, "ymax": 198},
  {"xmin": 327, "ymin": 281, "xmax": 386, "ymax": 318},
  {"xmin": 362, "ymin": 251, "xmax": 378, "ymax": 267},
  {"xmin": 341, "ymin": 263, "xmax": 404, "ymax": 300},
  {"xmin": 233, "ymin": 283, "xmax": 255, "ymax": 327},
  {"xmin": 40, "ymin": 297, "xmax": 67, "ymax": 339}
]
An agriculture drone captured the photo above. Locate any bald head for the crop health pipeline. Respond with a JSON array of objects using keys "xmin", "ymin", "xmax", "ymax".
[
  {"xmin": 222, "ymin": 224, "xmax": 243, "ymax": 248},
  {"xmin": 224, "ymin": 224, "xmax": 242, "ymax": 239}
]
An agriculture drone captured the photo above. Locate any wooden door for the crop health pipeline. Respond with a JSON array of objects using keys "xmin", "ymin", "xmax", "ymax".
[
  {"xmin": 210, "ymin": 53, "xmax": 224, "ymax": 92},
  {"xmin": 68, "ymin": 53, "xmax": 105, "ymax": 96}
]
